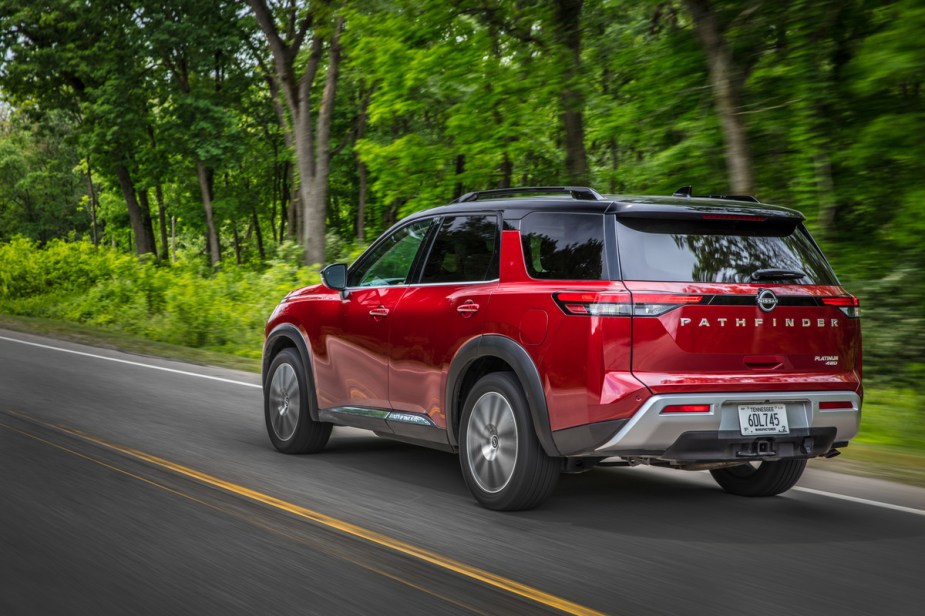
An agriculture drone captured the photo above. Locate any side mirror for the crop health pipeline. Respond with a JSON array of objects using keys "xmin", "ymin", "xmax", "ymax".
[{"xmin": 321, "ymin": 263, "xmax": 347, "ymax": 292}]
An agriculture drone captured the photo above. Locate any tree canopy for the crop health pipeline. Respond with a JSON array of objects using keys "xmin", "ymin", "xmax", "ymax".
[{"xmin": 0, "ymin": 0, "xmax": 923, "ymax": 382}]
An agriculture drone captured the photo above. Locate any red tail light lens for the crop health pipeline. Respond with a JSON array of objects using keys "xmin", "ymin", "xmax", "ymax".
[
  {"xmin": 819, "ymin": 401, "xmax": 854, "ymax": 410},
  {"xmin": 554, "ymin": 292, "xmax": 703, "ymax": 317},
  {"xmin": 554, "ymin": 292, "xmax": 632, "ymax": 316},
  {"xmin": 662, "ymin": 404, "xmax": 712, "ymax": 413},
  {"xmin": 821, "ymin": 296, "xmax": 860, "ymax": 318},
  {"xmin": 632, "ymin": 293, "xmax": 703, "ymax": 316}
]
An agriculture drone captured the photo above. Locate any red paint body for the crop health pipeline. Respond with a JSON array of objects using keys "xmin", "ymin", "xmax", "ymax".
[{"xmin": 266, "ymin": 228, "xmax": 861, "ymax": 439}]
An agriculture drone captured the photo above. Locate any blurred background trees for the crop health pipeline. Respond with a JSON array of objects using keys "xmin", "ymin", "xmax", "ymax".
[{"xmin": 0, "ymin": 0, "xmax": 923, "ymax": 383}]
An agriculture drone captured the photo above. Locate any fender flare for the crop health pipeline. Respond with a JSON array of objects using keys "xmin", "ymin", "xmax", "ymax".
[
  {"xmin": 446, "ymin": 335, "xmax": 560, "ymax": 457},
  {"xmin": 263, "ymin": 323, "xmax": 321, "ymax": 421}
]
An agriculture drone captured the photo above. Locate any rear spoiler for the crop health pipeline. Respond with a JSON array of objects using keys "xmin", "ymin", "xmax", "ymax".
[{"xmin": 611, "ymin": 201, "xmax": 805, "ymax": 222}]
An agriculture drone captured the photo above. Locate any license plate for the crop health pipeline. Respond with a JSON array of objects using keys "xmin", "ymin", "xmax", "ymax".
[{"xmin": 738, "ymin": 404, "xmax": 789, "ymax": 436}]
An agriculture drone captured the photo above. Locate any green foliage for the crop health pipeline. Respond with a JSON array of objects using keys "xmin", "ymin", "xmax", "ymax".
[
  {"xmin": 0, "ymin": 237, "xmax": 319, "ymax": 357},
  {"xmin": 857, "ymin": 387, "xmax": 925, "ymax": 452},
  {"xmin": 0, "ymin": 0, "xmax": 922, "ymax": 400},
  {"xmin": 0, "ymin": 109, "xmax": 87, "ymax": 242}
]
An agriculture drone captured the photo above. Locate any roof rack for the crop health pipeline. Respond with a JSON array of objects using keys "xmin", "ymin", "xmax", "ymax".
[
  {"xmin": 452, "ymin": 186, "xmax": 603, "ymax": 203},
  {"xmin": 672, "ymin": 185, "xmax": 759, "ymax": 203}
]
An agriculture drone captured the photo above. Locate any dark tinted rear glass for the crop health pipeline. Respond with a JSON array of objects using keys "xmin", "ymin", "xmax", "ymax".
[
  {"xmin": 521, "ymin": 212, "xmax": 605, "ymax": 280},
  {"xmin": 419, "ymin": 215, "xmax": 499, "ymax": 283},
  {"xmin": 615, "ymin": 219, "xmax": 838, "ymax": 284}
]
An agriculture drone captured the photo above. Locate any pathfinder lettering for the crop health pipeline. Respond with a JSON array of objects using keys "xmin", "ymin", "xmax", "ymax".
[{"xmin": 680, "ymin": 318, "xmax": 840, "ymax": 328}]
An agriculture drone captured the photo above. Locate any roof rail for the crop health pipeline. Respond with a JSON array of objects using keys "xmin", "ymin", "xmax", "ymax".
[
  {"xmin": 452, "ymin": 186, "xmax": 603, "ymax": 203},
  {"xmin": 672, "ymin": 185, "xmax": 759, "ymax": 203}
]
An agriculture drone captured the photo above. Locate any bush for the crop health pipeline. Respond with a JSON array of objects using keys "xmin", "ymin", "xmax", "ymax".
[{"xmin": 0, "ymin": 237, "xmax": 320, "ymax": 357}]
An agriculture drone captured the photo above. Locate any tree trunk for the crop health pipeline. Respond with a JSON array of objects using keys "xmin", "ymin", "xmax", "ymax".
[
  {"xmin": 170, "ymin": 215, "xmax": 177, "ymax": 263},
  {"xmin": 195, "ymin": 160, "xmax": 221, "ymax": 266},
  {"xmin": 684, "ymin": 0, "xmax": 754, "ymax": 195},
  {"xmin": 454, "ymin": 154, "xmax": 466, "ymax": 198},
  {"xmin": 85, "ymin": 161, "xmax": 99, "ymax": 247},
  {"xmin": 498, "ymin": 153, "xmax": 513, "ymax": 189},
  {"xmin": 355, "ymin": 84, "xmax": 373, "ymax": 243},
  {"xmin": 248, "ymin": 1, "xmax": 344, "ymax": 266},
  {"xmin": 357, "ymin": 160, "xmax": 368, "ymax": 242},
  {"xmin": 232, "ymin": 224, "xmax": 242, "ymax": 265},
  {"xmin": 154, "ymin": 183, "xmax": 169, "ymax": 261},
  {"xmin": 553, "ymin": 0, "xmax": 589, "ymax": 186},
  {"xmin": 137, "ymin": 189, "xmax": 158, "ymax": 258},
  {"xmin": 251, "ymin": 205, "xmax": 266, "ymax": 260},
  {"xmin": 114, "ymin": 164, "xmax": 155, "ymax": 257}
]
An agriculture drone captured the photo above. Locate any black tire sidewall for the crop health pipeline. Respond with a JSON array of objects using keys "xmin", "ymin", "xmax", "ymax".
[
  {"xmin": 459, "ymin": 372, "xmax": 559, "ymax": 510},
  {"xmin": 710, "ymin": 458, "xmax": 807, "ymax": 497},
  {"xmin": 264, "ymin": 348, "xmax": 330, "ymax": 454}
]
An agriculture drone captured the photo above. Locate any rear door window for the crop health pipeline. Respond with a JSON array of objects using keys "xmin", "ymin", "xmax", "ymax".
[
  {"xmin": 615, "ymin": 218, "xmax": 838, "ymax": 284},
  {"xmin": 419, "ymin": 214, "xmax": 500, "ymax": 284},
  {"xmin": 520, "ymin": 212, "xmax": 606, "ymax": 280}
]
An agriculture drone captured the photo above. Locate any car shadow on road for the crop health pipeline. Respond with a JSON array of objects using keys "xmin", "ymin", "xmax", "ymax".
[{"xmin": 264, "ymin": 429, "xmax": 925, "ymax": 545}]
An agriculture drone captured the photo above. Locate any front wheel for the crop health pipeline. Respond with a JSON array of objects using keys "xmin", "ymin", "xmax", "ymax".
[
  {"xmin": 459, "ymin": 372, "xmax": 560, "ymax": 511},
  {"xmin": 264, "ymin": 348, "xmax": 332, "ymax": 454},
  {"xmin": 710, "ymin": 459, "xmax": 806, "ymax": 497}
]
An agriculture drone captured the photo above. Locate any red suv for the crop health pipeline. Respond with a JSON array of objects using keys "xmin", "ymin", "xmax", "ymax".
[{"xmin": 263, "ymin": 186, "xmax": 862, "ymax": 510}]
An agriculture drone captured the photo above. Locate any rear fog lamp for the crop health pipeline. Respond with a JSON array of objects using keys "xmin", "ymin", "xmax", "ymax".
[
  {"xmin": 819, "ymin": 401, "xmax": 853, "ymax": 410},
  {"xmin": 662, "ymin": 404, "xmax": 711, "ymax": 414}
]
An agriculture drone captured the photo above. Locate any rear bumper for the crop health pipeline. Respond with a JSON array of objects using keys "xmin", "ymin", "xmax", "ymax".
[{"xmin": 556, "ymin": 390, "xmax": 860, "ymax": 460}]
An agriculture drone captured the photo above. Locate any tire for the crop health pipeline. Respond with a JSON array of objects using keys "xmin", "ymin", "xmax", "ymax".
[
  {"xmin": 459, "ymin": 372, "xmax": 560, "ymax": 511},
  {"xmin": 710, "ymin": 459, "xmax": 807, "ymax": 497},
  {"xmin": 264, "ymin": 348, "xmax": 332, "ymax": 454}
]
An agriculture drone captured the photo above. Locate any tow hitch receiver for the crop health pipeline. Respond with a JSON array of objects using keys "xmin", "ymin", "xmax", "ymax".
[{"xmin": 737, "ymin": 439, "xmax": 777, "ymax": 458}]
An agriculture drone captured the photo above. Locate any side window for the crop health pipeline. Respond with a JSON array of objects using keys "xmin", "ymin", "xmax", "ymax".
[
  {"xmin": 521, "ymin": 212, "xmax": 606, "ymax": 280},
  {"xmin": 348, "ymin": 219, "xmax": 433, "ymax": 287},
  {"xmin": 419, "ymin": 215, "xmax": 500, "ymax": 284}
]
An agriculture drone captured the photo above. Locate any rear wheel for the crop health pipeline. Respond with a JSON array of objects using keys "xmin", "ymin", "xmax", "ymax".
[
  {"xmin": 264, "ymin": 348, "xmax": 332, "ymax": 454},
  {"xmin": 459, "ymin": 372, "xmax": 559, "ymax": 511},
  {"xmin": 710, "ymin": 459, "xmax": 806, "ymax": 497}
]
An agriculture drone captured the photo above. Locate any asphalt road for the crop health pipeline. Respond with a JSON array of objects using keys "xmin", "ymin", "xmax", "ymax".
[{"xmin": 1, "ymin": 329, "xmax": 923, "ymax": 616}]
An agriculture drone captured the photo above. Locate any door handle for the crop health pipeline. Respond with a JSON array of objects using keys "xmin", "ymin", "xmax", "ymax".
[
  {"xmin": 369, "ymin": 306, "xmax": 390, "ymax": 318},
  {"xmin": 457, "ymin": 302, "xmax": 480, "ymax": 317}
]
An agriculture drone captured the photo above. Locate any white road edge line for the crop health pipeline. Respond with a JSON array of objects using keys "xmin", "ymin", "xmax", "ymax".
[
  {"xmin": 0, "ymin": 335, "xmax": 261, "ymax": 389},
  {"xmin": 792, "ymin": 486, "xmax": 925, "ymax": 517},
  {"xmin": 3, "ymin": 334, "xmax": 923, "ymax": 516}
]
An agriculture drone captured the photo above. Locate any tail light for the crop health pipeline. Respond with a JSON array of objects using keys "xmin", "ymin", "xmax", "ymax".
[
  {"xmin": 554, "ymin": 292, "xmax": 703, "ymax": 317},
  {"xmin": 820, "ymin": 296, "xmax": 860, "ymax": 318}
]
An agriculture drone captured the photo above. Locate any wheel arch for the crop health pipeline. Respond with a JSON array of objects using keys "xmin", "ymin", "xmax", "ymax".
[
  {"xmin": 446, "ymin": 335, "xmax": 560, "ymax": 457},
  {"xmin": 263, "ymin": 322, "xmax": 321, "ymax": 421}
]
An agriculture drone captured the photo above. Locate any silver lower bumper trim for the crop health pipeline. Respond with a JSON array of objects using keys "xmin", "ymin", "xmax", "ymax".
[{"xmin": 594, "ymin": 390, "xmax": 861, "ymax": 456}]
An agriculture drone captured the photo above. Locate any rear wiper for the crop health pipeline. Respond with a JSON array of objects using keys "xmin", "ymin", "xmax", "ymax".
[{"xmin": 750, "ymin": 268, "xmax": 806, "ymax": 281}]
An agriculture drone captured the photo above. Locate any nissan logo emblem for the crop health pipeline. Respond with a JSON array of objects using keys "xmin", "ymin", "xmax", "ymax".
[{"xmin": 757, "ymin": 289, "xmax": 778, "ymax": 312}]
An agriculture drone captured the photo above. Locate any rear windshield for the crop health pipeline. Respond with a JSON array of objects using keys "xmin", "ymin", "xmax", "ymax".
[{"xmin": 615, "ymin": 218, "xmax": 838, "ymax": 284}]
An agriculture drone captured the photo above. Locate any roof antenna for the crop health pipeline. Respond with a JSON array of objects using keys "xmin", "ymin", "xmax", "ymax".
[{"xmin": 673, "ymin": 185, "xmax": 693, "ymax": 198}]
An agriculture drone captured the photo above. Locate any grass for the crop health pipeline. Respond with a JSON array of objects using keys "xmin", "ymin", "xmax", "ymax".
[
  {"xmin": 2, "ymin": 312, "xmax": 923, "ymax": 489},
  {"xmin": 0, "ymin": 313, "xmax": 261, "ymax": 373}
]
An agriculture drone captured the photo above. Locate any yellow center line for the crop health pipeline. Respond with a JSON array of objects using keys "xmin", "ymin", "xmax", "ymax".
[
  {"xmin": 5, "ymin": 411, "xmax": 608, "ymax": 616},
  {"xmin": 0, "ymin": 418, "xmax": 492, "ymax": 615}
]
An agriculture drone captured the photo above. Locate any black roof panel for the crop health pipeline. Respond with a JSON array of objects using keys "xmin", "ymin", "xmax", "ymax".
[{"xmin": 406, "ymin": 193, "xmax": 804, "ymax": 222}]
